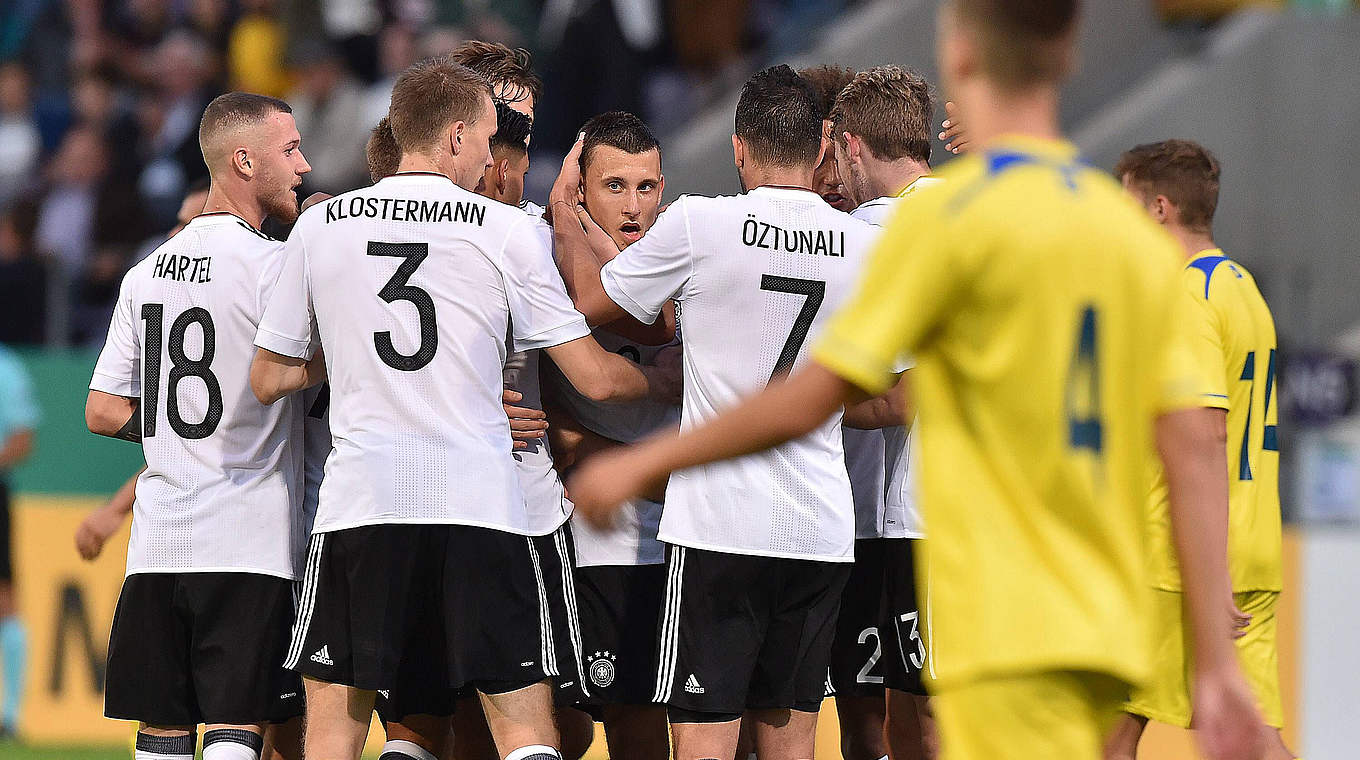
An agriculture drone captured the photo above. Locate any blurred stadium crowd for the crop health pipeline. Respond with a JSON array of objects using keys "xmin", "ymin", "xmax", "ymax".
[{"xmin": 0, "ymin": 0, "xmax": 870, "ymax": 350}]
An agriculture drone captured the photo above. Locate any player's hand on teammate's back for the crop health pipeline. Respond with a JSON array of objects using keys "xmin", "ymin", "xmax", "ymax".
[
  {"xmin": 938, "ymin": 101, "xmax": 970, "ymax": 155},
  {"xmin": 1231, "ymin": 599, "xmax": 1252, "ymax": 640},
  {"xmin": 503, "ymin": 388, "xmax": 548, "ymax": 450},
  {"xmin": 1192, "ymin": 663, "xmax": 1269, "ymax": 760}
]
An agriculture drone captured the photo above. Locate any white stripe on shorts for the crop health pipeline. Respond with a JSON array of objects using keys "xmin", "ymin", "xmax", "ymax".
[
  {"xmin": 526, "ymin": 537, "xmax": 558, "ymax": 677},
  {"xmin": 554, "ymin": 528, "xmax": 590, "ymax": 697},
  {"xmin": 652, "ymin": 545, "xmax": 686, "ymax": 703},
  {"xmin": 284, "ymin": 533, "xmax": 326, "ymax": 670}
]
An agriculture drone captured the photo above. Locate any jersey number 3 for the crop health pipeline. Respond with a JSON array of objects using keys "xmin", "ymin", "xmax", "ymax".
[
  {"xmin": 140, "ymin": 303, "xmax": 222, "ymax": 439},
  {"xmin": 369, "ymin": 242, "xmax": 437, "ymax": 371}
]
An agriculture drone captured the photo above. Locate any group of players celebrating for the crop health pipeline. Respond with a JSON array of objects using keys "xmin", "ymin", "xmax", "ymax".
[{"xmin": 80, "ymin": 1, "xmax": 1295, "ymax": 759}]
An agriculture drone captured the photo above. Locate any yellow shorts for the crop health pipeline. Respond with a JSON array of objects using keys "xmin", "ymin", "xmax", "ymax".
[
  {"xmin": 1126, "ymin": 589, "xmax": 1283, "ymax": 728},
  {"xmin": 934, "ymin": 670, "xmax": 1128, "ymax": 760}
]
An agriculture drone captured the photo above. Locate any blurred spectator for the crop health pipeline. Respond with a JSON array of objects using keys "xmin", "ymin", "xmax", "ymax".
[
  {"xmin": 187, "ymin": 0, "xmax": 236, "ymax": 53},
  {"xmin": 71, "ymin": 66, "xmax": 142, "ymax": 178},
  {"xmin": 0, "ymin": 63, "xmax": 40, "ymax": 208},
  {"xmin": 287, "ymin": 40, "xmax": 374, "ymax": 194},
  {"xmin": 70, "ymin": 243, "xmax": 132, "ymax": 346},
  {"xmin": 229, "ymin": 0, "xmax": 291, "ymax": 96},
  {"xmin": 0, "ymin": 199, "xmax": 48, "ymax": 346},
  {"xmin": 137, "ymin": 30, "xmax": 215, "ymax": 228},
  {"xmin": 363, "ymin": 23, "xmax": 419, "ymax": 125},
  {"xmin": 0, "ymin": 341, "xmax": 38, "ymax": 738}
]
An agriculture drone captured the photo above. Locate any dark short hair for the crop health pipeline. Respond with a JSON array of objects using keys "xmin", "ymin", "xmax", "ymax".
[
  {"xmin": 578, "ymin": 111, "xmax": 661, "ymax": 174},
  {"xmin": 797, "ymin": 65, "xmax": 857, "ymax": 121},
  {"xmin": 366, "ymin": 117, "xmax": 401, "ymax": 182},
  {"xmin": 388, "ymin": 56, "xmax": 492, "ymax": 155},
  {"xmin": 451, "ymin": 40, "xmax": 543, "ymax": 106},
  {"xmin": 1115, "ymin": 139, "xmax": 1221, "ymax": 231},
  {"xmin": 491, "ymin": 101, "xmax": 533, "ymax": 155},
  {"xmin": 830, "ymin": 65, "xmax": 934, "ymax": 163},
  {"xmin": 954, "ymin": 0, "xmax": 1079, "ymax": 89},
  {"xmin": 734, "ymin": 65, "xmax": 823, "ymax": 168},
  {"xmin": 198, "ymin": 92, "xmax": 292, "ymax": 161}
]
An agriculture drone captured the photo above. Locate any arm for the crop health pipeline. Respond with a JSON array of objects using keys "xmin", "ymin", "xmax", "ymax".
[
  {"xmin": 567, "ymin": 362, "xmax": 853, "ymax": 524},
  {"xmin": 250, "ymin": 348, "xmax": 327, "ymax": 405},
  {"xmin": 85, "ymin": 391, "xmax": 141, "ymax": 442},
  {"xmin": 552, "ymin": 201, "xmax": 631, "ymax": 327},
  {"xmin": 544, "ymin": 336, "xmax": 652, "ymax": 403},
  {"xmin": 641, "ymin": 343, "xmax": 683, "ymax": 404},
  {"xmin": 843, "ymin": 372, "xmax": 910, "ymax": 430},
  {"xmin": 75, "ymin": 467, "xmax": 141, "ymax": 560},
  {"xmin": 1156, "ymin": 407, "xmax": 1266, "ymax": 760},
  {"xmin": 504, "ymin": 388, "xmax": 548, "ymax": 451},
  {"xmin": 0, "ymin": 428, "xmax": 34, "ymax": 469}
]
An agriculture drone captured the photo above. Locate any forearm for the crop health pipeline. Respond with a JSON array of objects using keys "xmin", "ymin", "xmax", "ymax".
[
  {"xmin": 251, "ymin": 349, "xmax": 326, "ymax": 405},
  {"xmin": 553, "ymin": 208, "xmax": 628, "ymax": 326},
  {"xmin": 86, "ymin": 391, "xmax": 141, "ymax": 441},
  {"xmin": 1157, "ymin": 407, "xmax": 1236, "ymax": 670},
  {"xmin": 106, "ymin": 468, "xmax": 143, "ymax": 517}
]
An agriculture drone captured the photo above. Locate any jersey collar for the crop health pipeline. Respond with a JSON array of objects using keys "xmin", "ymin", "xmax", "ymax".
[
  {"xmin": 749, "ymin": 185, "xmax": 820, "ymax": 201},
  {"xmin": 895, "ymin": 175, "xmax": 942, "ymax": 198},
  {"xmin": 384, "ymin": 171, "xmax": 456, "ymax": 183},
  {"xmin": 1191, "ymin": 247, "xmax": 1225, "ymax": 261},
  {"xmin": 190, "ymin": 211, "xmax": 262, "ymax": 231}
]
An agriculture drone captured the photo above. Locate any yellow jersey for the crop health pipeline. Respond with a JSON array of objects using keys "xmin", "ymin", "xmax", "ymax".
[
  {"xmin": 1147, "ymin": 250, "xmax": 1283, "ymax": 593},
  {"xmin": 813, "ymin": 135, "xmax": 1205, "ymax": 689}
]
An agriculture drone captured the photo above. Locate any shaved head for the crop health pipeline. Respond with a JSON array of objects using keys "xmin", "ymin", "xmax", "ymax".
[{"xmin": 198, "ymin": 92, "xmax": 294, "ymax": 171}]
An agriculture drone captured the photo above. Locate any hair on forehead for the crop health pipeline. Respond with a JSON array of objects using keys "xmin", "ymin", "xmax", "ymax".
[
  {"xmin": 491, "ymin": 101, "xmax": 533, "ymax": 155},
  {"xmin": 830, "ymin": 65, "xmax": 934, "ymax": 163},
  {"xmin": 198, "ymin": 92, "xmax": 293, "ymax": 162},
  {"xmin": 578, "ymin": 111, "xmax": 661, "ymax": 174},
  {"xmin": 451, "ymin": 40, "xmax": 543, "ymax": 104}
]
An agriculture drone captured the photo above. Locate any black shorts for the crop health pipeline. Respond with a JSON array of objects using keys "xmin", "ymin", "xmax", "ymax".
[
  {"xmin": 880, "ymin": 538, "xmax": 928, "ymax": 696},
  {"xmin": 104, "ymin": 572, "xmax": 302, "ymax": 726},
  {"xmin": 653, "ymin": 546, "xmax": 851, "ymax": 716},
  {"xmin": 826, "ymin": 538, "xmax": 890, "ymax": 698},
  {"xmin": 575, "ymin": 563, "xmax": 667, "ymax": 707},
  {"xmin": 0, "ymin": 479, "xmax": 11, "ymax": 582},
  {"xmin": 286, "ymin": 524, "xmax": 556, "ymax": 713}
]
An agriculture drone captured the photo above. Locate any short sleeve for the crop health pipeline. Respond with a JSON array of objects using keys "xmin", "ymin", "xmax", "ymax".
[
  {"xmin": 90, "ymin": 271, "xmax": 142, "ymax": 397},
  {"xmin": 502, "ymin": 218, "xmax": 590, "ymax": 351},
  {"xmin": 1154, "ymin": 272, "xmax": 1216, "ymax": 414},
  {"xmin": 255, "ymin": 230, "xmax": 318, "ymax": 360},
  {"xmin": 1180, "ymin": 275, "xmax": 1230, "ymax": 409},
  {"xmin": 600, "ymin": 198, "xmax": 694, "ymax": 324},
  {"xmin": 814, "ymin": 191, "xmax": 969, "ymax": 395}
]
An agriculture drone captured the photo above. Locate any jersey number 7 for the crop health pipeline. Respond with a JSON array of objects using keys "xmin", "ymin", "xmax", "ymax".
[{"xmin": 760, "ymin": 275, "xmax": 826, "ymax": 383}]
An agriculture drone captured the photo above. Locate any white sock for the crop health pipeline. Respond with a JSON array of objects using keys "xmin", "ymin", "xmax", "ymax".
[
  {"xmin": 380, "ymin": 739, "xmax": 439, "ymax": 760},
  {"xmin": 134, "ymin": 731, "xmax": 195, "ymax": 760},
  {"xmin": 201, "ymin": 728, "xmax": 262, "ymax": 760},
  {"xmin": 505, "ymin": 745, "xmax": 563, "ymax": 760}
]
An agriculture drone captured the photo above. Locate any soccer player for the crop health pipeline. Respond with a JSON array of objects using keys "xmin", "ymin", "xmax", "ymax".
[
  {"xmin": 1109, "ymin": 140, "xmax": 1295, "ymax": 760},
  {"xmin": 0, "ymin": 342, "xmax": 37, "ymax": 739},
  {"xmin": 799, "ymin": 65, "xmax": 858, "ymax": 213},
  {"xmin": 249, "ymin": 57, "xmax": 652, "ymax": 760},
  {"xmin": 551, "ymin": 65, "xmax": 880, "ymax": 760},
  {"xmin": 480, "ymin": 103, "xmax": 534, "ymax": 205},
  {"xmin": 85, "ymin": 92, "xmax": 312, "ymax": 760},
  {"xmin": 564, "ymin": 2, "xmax": 1269, "ymax": 759},
  {"xmin": 544, "ymin": 111, "xmax": 676, "ymax": 760},
  {"xmin": 826, "ymin": 64, "xmax": 941, "ymax": 760},
  {"xmin": 367, "ymin": 117, "xmax": 402, "ymax": 184}
]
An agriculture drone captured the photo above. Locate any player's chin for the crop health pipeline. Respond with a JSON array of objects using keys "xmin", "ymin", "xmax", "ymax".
[{"xmin": 269, "ymin": 192, "xmax": 302, "ymax": 225}]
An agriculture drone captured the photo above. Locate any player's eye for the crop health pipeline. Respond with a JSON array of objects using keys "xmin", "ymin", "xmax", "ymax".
[
  {"xmin": 608, "ymin": 182, "xmax": 623, "ymax": 192},
  {"xmin": 640, "ymin": 183, "xmax": 656, "ymax": 192}
]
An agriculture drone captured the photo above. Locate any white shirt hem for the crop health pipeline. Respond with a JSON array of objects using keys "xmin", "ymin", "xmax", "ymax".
[
  {"xmin": 125, "ymin": 566, "xmax": 297, "ymax": 580},
  {"xmin": 313, "ymin": 513, "xmax": 571, "ymax": 537},
  {"xmin": 660, "ymin": 534, "xmax": 854, "ymax": 563},
  {"xmin": 254, "ymin": 327, "xmax": 314, "ymax": 360}
]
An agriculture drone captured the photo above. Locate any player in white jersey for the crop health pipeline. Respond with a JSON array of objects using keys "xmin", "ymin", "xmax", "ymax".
[
  {"xmin": 540, "ymin": 111, "xmax": 679, "ymax": 760},
  {"xmin": 248, "ymin": 58, "xmax": 653, "ymax": 760},
  {"xmin": 550, "ymin": 65, "xmax": 878, "ymax": 760},
  {"xmin": 85, "ymin": 92, "xmax": 312, "ymax": 760},
  {"xmin": 826, "ymin": 65, "xmax": 944, "ymax": 760}
]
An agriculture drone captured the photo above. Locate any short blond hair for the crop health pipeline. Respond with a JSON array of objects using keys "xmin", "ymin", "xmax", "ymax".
[
  {"xmin": 388, "ymin": 57, "xmax": 492, "ymax": 155},
  {"xmin": 830, "ymin": 66, "xmax": 934, "ymax": 163}
]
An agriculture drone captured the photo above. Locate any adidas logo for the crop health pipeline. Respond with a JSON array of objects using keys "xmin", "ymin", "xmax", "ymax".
[
  {"xmin": 684, "ymin": 674, "xmax": 705, "ymax": 694},
  {"xmin": 310, "ymin": 645, "xmax": 334, "ymax": 666}
]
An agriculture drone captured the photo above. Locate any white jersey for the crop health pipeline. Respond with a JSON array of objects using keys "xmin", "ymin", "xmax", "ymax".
[
  {"xmin": 519, "ymin": 199, "xmax": 546, "ymax": 220},
  {"xmin": 551, "ymin": 330, "xmax": 679, "ymax": 566},
  {"xmin": 299, "ymin": 383, "xmax": 330, "ymax": 535},
  {"xmin": 600, "ymin": 186, "xmax": 878, "ymax": 562},
  {"xmin": 852, "ymin": 179, "xmax": 940, "ymax": 538},
  {"xmin": 90, "ymin": 213, "xmax": 305, "ymax": 578},
  {"xmin": 505, "ymin": 347, "xmax": 572, "ymax": 534},
  {"xmin": 255, "ymin": 172, "xmax": 590, "ymax": 535}
]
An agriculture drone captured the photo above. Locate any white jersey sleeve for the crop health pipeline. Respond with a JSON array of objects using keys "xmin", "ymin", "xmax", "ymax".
[
  {"xmin": 254, "ymin": 229, "xmax": 318, "ymax": 360},
  {"xmin": 502, "ymin": 218, "xmax": 590, "ymax": 351},
  {"xmin": 600, "ymin": 199, "xmax": 695, "ymax": 324},
  {"xmin": 90, "ymin": 272, "xmax": 141, "ymax": 398}
]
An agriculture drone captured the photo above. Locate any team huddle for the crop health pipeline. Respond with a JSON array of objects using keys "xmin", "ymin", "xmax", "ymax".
[{"xmin": 82, "ymin": 2, "xmax": 1291, "ymax": 760}]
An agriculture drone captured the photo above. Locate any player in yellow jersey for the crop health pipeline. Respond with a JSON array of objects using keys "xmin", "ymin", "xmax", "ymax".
[
  {"xmin": 565, "ymin": 2, "xmax": 1267, "ymax": 759},
  {"xmin": 1107, "ymin": 140, "xmax": 1295, "ymax": 760}
]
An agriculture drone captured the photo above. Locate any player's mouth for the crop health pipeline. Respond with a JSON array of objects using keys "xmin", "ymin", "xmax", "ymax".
[
  {"xmin": 822, "ymin": 191, "xmax": 851, "ymax": 211},
  {"xmin": 619, "ymin": 221, "xmax": 643, "ymax": 243}
]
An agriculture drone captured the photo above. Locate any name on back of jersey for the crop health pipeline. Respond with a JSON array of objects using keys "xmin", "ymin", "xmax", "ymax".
[
  {"xmin": 742, "ymin": 214, "xmax": 846, "ymax": 258},
  {"xmin": 152, "ymin": 251, "xmax": 213, "ymax": 283},
  {"xmin": 324, "ymin": 195, "xmax": 487, "ymax": 226}
]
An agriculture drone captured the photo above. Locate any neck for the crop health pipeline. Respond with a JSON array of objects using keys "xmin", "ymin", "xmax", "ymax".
[
  {"xmin": 1170, "ymin": 226, "xmax": 1217, "ymax": 260},
  {"xmin": 742, "ymin": 163, "xmax": 815, "ymax": 193},
  {"xmin": 955, "ymin": 81, "xmax": 1062, "ymax": 151},
  {"xmin": 863, "ymin": 156, "xmax": 932, "ymax": 199},
  {"xmin": 396, "ymin": 152, "xmax": 449, "ymax": 177},
  {"xmin": 200, "ymin": 182, "xmax": 266, "ymax": 228}
]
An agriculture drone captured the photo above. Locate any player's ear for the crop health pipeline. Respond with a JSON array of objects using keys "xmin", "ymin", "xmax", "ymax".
[
  {"xmin": 450, "ymin": 120, "xmax": 464, "ymax": 156},
  {"xmin": 497, "ymin": 157, "xmax": 509, "ymax": 186},
  {"xmin": 1152, "ymin": 195, "xmax": 1173, "ymax": 224},
  {"xmin": 657, "ymin": 174, "xmax": 666, "ymax": 197},
  {"xmin": 234, "ymin": 148, "xmax": 254, "ymax": 178},
  {"xmin": 731, "ymin": 135, "xmax": 744, "ymax": 169}
]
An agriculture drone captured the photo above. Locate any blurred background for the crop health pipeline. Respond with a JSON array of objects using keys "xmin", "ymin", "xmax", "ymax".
[{"xmin": 0, "ymin": 0, "xmax": 1356, "ymax": 757}]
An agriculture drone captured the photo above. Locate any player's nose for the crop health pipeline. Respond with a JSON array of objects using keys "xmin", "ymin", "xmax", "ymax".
[{"xmin": 296, "ymin": 150, "xmax": 312, "ymax": 175}]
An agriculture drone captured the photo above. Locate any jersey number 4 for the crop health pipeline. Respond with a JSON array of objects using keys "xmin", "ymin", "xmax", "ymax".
[
  {"xmin": 140, "ymin": 303, "xmax": 222, "ymax": 439},
  {"xmin": 760, "ymin": 275, "xmax": 825, "ymax": 383},
  {"xmin": 1065, "ymin": 305, "xmax": 1103, "ymax": 456},
  {"xmin": 369, "ymin": 242, "xmax": 437, "ymax": 371}
]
